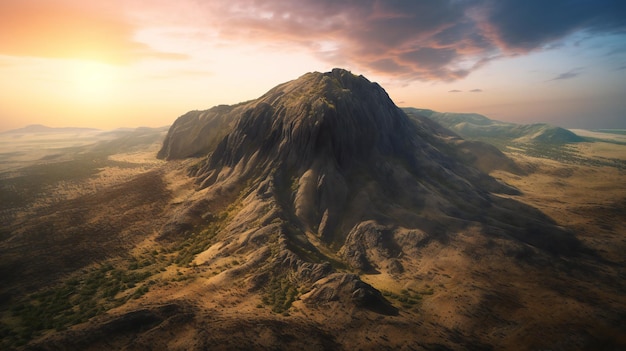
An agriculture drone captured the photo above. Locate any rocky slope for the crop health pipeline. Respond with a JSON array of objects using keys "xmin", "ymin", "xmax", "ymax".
[{"xmin": 149, "ymin": 69, "xmax": 591, "ymax": 327}]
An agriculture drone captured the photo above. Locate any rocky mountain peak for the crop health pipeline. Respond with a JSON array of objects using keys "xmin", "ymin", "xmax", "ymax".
[
  {"xmin": 155, "ymin": 68, "xmax": 583, "ymax": 315},
  {"xmin": 159, "ymin": 69, "xmax": 415, "ymax": 175}
]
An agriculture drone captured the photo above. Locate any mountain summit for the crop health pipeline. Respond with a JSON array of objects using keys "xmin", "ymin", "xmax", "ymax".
[{"xmin": 159, "ymin": 68, "xmax": 414, "ymax": 165}]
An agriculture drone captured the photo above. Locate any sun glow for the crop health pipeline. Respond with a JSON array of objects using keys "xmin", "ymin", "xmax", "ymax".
[{"xmin": 68, "ymin": 60, "xmax": 119, "ymax": 103}]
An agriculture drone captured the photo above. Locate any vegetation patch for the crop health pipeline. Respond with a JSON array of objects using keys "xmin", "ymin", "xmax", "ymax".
[
  {"xmin": 261, "ymin": 274, "xmax": 300, "ymax": 314},
  {"xmin": 0, "ymin": 208, "xmax": 230, "ymax": 350},
  {"xmin": 170, "ymin": 193, "xmax": 243, "ymax": 267},
  {"xmin": 381, "ymin": 288, "xmax": 425, "ymax": 309},
  {"xmin": 172, "ymin": 224, "xmax": 221, "ymax": 267},
  {"xmin": 1, "ymin": 262, "xmax": 155, "ymax": 348}
]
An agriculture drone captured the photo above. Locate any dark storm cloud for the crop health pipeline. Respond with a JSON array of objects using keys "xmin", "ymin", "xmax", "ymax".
[
  {"xmin": 399, "ymin": 48, "xmax": 458, "ymax": 69},
  {"xmin": 486, "ymin": 0, "xmax": 626, "ymax": 51},
  {"xmin": 205, "ymin": 0, "xmax": 626, "ymax": 81}
]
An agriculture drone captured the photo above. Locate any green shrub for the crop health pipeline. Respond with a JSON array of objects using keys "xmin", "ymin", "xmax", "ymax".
[{"xmin": 262, "ymin": 274, "xmax": 299, "ymax": 314}]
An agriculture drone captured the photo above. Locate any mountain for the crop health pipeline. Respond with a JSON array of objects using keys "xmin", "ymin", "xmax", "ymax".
[
  {"xmin": 404, "ymin": 108, "xmax": 584, "ymax": 144},
  {"xmin": 3, "ymin": 69, "xmax": 624, "ymax": 350},
  {"xmin": 1, "ymin": 124, "xmax": 101, "ymax": 134},
  {"xmin": 157, "ymin": 69, "xmax": 573, "ymax": 264}
]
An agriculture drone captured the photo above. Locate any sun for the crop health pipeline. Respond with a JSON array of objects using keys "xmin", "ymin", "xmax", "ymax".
[{"xmin": 68, "ymin": 60, "xmax": 119, "ymax": 103}]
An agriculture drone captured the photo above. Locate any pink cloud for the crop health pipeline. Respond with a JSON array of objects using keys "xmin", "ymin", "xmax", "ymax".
[
  {"xmin": 187, "ymin": 0, "xmax": 625, "ymax": 81},
  {"xmin": 10, "ymin": 0, "xmax": 622, "ymax": 80}
]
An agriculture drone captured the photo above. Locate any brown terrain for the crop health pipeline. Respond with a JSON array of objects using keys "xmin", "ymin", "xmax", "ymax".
[{"xmin": 1, "ymin": 69, "xmax": 625, "ymax": 350}]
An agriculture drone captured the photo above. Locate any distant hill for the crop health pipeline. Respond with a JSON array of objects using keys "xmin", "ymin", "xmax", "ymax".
[
  {"xmin": 403, "ymin": 108, "xmax": 584, "ymax": 144},
  {"xmin": 1, "ymin": 124, "xmax": 101, "ymax": 134}
]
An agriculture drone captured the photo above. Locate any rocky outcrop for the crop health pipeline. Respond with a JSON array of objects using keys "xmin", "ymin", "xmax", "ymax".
[
  {"xmin": 339, "ymin": 221, "xmax": 401, "ymax": 272},
  {"xmin": 302, "ymin": 273, "xmax": 398, "ymax": 315},
  {"xmin": 157, "ymin": 105, "xmax": 236, "ymax": 160}
]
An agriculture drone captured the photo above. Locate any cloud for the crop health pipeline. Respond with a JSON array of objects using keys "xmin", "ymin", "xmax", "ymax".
[
  {"xmin": 548, "ymin": 67, "xmax": 584, "ymax": 81},
  {"xmin": 189, "ymin": 0, "xmax": 626, "ymax": 81},
  {"xmin": 198, "ymin": 0, "xmax": 489, "ymax": 81},
  {"xmin": 9, "ymin": 1, "xmax": 622, "ymax": 77},
  {"xmin": 551, "ymin": 72, "xmax": 580, "ymax": 81},
  {"xmin": 0, "ymin": 0, "xmax": 186, "ymax": 64},
  {"xmin": 448, "ymin": 89, "xmax": 482, "ymax": 93},
  {"xmin": 484, "ymin": 0, "xmax": 626, "ymax": 52}
]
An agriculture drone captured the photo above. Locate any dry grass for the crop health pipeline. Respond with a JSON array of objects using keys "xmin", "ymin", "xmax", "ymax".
[{"xmin": 493, "ymin": 144, "xmax": 626, "ymax": 263}]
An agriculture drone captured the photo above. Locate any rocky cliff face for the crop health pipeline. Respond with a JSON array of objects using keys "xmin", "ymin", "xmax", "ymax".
[{"xmin": 155, "ymin": 69, "xmax": 582, "ymax": 310}]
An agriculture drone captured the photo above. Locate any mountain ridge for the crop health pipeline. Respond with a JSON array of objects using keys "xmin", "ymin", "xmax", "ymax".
[
  {"xmin": 1, "ymin": 124, "xmax": 101, "ymax": 134},
  {"xmin": 404, "ymin": 108, "xmax": 584, "ymax": 144}
]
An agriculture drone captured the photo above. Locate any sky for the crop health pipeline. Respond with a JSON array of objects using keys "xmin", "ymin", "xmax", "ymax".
[{"xmin": 1, "ymin": 0, "xmax": 625, "ymax": 131}]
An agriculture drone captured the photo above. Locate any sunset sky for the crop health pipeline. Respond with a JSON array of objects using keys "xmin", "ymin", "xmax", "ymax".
[{"xmin": 1, "ymin": 0, "xmax": 625, "ymax": 131}]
